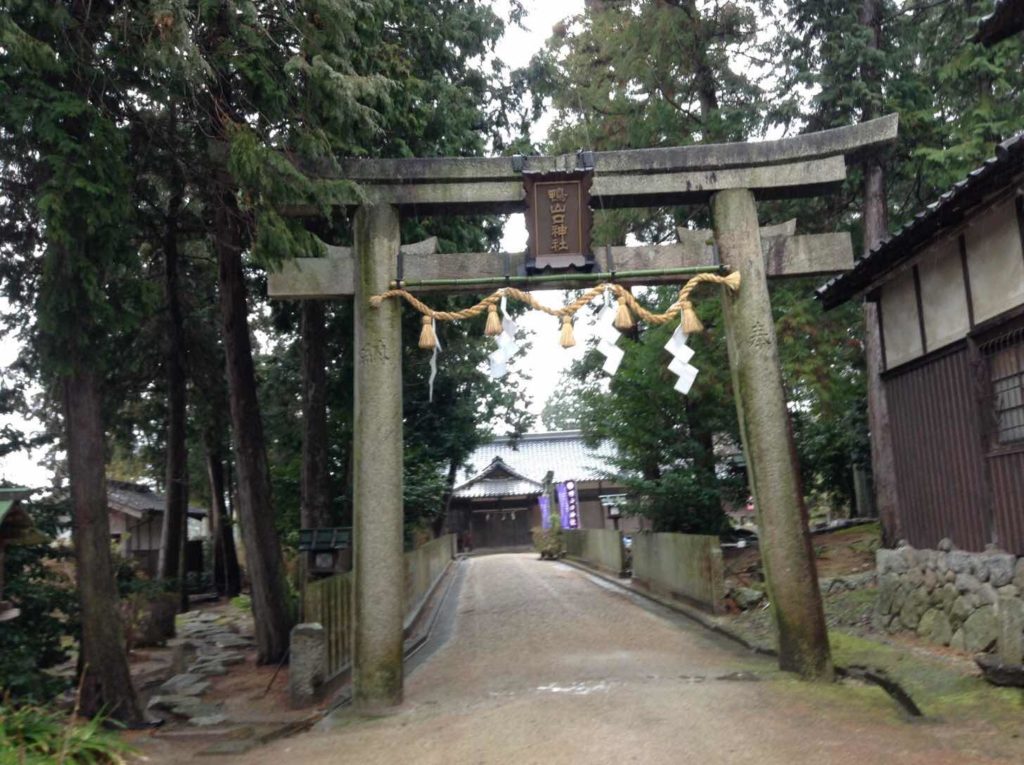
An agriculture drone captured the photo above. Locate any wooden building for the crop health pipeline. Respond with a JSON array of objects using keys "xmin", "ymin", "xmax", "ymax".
[
  {"xmin": 107, "ymin": 480, "xmax": 207, "ymax": 576},
  {"xmin": 448, "ymin": 431, "xmax": 641, "ymax": 550},
  {"xmin": 819, "ymin": 133, "xmax": 1024, "ymax": 554}
]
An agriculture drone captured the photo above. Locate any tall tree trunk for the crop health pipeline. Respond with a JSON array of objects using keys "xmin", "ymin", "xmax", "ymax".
[
  {"xmin": 214, "ymin": 190, "xmax": 293, "ymax": 663},
  {"xmin": 435, "ymin": 458, "xmax": 460, "ymax": 536},
  {"xmin": 860, "ymin": 0, "xmax": 901, "ymax": 543},
  {"xmin": 158, "ymin": 119, "xmax": 188, "ymax": 611},
  {"xmin": 206, "ymin": 445, "xmax": 241, "ymax": 597},
  {"xmin": 66, "ymin": 368, "xmax": 144, "ymax": 724},
  {"xmin": 300, "ymin": 300, "xmax": 330, "ymax": 530}
]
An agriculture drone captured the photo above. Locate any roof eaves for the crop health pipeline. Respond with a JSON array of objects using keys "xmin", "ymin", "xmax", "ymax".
[
  {"xmin": 453, "ymin": 455, "xmax": 538, "ymax": 491},
  {"xmin": 817, "ymin": 132, "xmax": 1024, "ymax": 309},
  {"xmin": 975, "ymin": 0, "xmax": 1024, "ymax": 45}
]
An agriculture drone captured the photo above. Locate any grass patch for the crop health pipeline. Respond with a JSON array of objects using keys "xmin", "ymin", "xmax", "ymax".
[
  {"xmin": 0, "ymin": 704, "xmax": 135, "ymax": 765},
  {"xmin": 230, "ymin": 594, "xmax": 252, "ymax": 613}
]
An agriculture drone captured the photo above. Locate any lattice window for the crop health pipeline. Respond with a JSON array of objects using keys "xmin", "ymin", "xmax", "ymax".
[{"xmin": 984, "ymin": 326, "xmax": 1024, "ymax": 445}]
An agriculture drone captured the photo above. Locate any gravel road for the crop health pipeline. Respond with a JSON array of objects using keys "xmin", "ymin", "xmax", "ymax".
[{"xmin": 206, "ymin": 553, "xmax": 1024, "ymax": 764}]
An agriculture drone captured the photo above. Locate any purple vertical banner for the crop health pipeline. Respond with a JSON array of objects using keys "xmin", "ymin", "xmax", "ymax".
[
  {"xmin": 556, "ymin": 482, "xmax": 570, "ymax": 529},
  {"xmin": 539, "ymin": 495, "xmax": 551, "ymax": 530},
  {"xmin": 565, "ymin": 480, "xmax": 579, "ymax": 529}
]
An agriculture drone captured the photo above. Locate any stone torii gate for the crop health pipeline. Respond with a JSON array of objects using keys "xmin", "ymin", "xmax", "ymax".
[{"xmin": 269, "ymin": 115, "xmax": 898, "ymax": 709}]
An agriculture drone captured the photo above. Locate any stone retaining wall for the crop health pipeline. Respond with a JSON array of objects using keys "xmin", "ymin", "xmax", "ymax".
[
  {"xmin": 563, "ymin": 529, "xmax": 625, "ymax": 577},
  {"xmin": 631, "ymin": 532, "xmax": 724, "ymax": 614},
  {"xmin": 876, "ymin": 540, "xmax": 1024, "ymax": 656}
]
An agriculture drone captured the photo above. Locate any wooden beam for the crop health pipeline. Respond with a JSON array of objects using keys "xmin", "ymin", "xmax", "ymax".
[
  {"xmin": 314, "ymin": 114, "xmax": 897, "ymax": 182},
  {"xmin": 267, "ymin": 232, "xmax": 853, "ymax": 298}
]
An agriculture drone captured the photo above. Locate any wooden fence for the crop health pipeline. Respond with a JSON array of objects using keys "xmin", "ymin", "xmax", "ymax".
[
  {"xmin": 300, "ymin": 533, "xmax": 455, "ymax": 680},
  {"xmin": 302, "ymin": 570, "xmax": 354, "ymax": 678}
]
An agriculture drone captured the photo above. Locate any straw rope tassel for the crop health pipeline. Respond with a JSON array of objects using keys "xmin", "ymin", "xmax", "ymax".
[
  {"xmin": 679, "ymin": 302, "xmax": 704, "ymax": 334},
  {"xmin": 676, "ymin": 270, "xmax": 741, "ymax": 334},
  {"xmin": 484, "ymin": 302, "xmax": 502, "ymax": 336},
  {"xmin": 418, "ymin": 314, "xmax": 436, "ymax": 349},
  {"xmin": 559, "ymin": 315, "xmax": 576, "ymax": 348},
  {"xmin": 613, "ymin": 294, "xmax": 634, "ymax": 330}
]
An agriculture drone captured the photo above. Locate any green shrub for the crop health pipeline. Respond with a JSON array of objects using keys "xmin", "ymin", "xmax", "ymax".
[
  {"xmin": 532, "ymin": 526, "xmax": 563, "ymax": 560},
  {"xmin": 0, "ymin": 704, "xmax": 134, "ymax": 765},
  {"xmin": 0, "ymin": 501, "xmax": 78, "ymax": 703},
  {"xmin": 230, "ymin": 594, "xmax": 252, "ymax": 612}
]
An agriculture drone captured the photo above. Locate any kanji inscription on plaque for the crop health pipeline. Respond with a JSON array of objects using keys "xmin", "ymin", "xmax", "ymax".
[{"xmin": 524, "ymin": 171, "xmax": 593, "ymax": 272}]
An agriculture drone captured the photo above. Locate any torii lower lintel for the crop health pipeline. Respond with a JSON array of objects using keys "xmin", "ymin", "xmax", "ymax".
[{"xmin": 268, "ymin": 231, "xmax": 854, "ymax": 299}]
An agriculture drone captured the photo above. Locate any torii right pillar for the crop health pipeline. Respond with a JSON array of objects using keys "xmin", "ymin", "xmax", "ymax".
[{"xmin": 712, "ymin": 188, "xmax": 833, "ymax": 680}]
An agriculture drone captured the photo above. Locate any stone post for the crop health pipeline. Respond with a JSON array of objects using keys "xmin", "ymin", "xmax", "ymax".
[
  {"xmin": 998, "ymin": 595, "xmax": 1024, "ymax": 665},
  {"xmin": 353, "ymin": 204, "xmax": 405, "ymax": 709},
  {"xmin": 712, "ymin": 188, "xmax": 833, "ymax": 681},
  {"xmin": 289, "ymin": 623, "xmax": 326, "ymax": 707}
]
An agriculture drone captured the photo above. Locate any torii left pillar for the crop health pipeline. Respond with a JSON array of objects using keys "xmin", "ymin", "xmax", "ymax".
[{"xmin": 352, "ymin": 204, "xmax": 405, "ymax": 710}]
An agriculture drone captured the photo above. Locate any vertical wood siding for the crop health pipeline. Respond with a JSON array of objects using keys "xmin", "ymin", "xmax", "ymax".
[
  {"xmin": 990, "ymin": 451, "xmax": 1024, "ymax": 554},
  {"xmin": 885, "ymin": 348, "xmax": 991, "ymax": 552}
]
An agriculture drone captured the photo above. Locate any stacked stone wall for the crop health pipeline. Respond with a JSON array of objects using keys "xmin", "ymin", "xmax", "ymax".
[{"xmin": 876, "ymin": 540, "xmax": 1024, "ymax": 655}]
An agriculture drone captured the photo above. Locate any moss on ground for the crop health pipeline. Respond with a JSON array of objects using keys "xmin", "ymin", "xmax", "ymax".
[
  {"xmin": 724, "ymin": 599, "xmax": 1024, "ymax": 733},
  {"xmin": 829, "ymin": 631, "xmax": 1024, "ymax": 723}
]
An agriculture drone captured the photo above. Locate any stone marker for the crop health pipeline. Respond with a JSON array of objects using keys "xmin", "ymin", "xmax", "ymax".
[{"xmin": 289, "ymin": 622, "xmax": 327, "ymax": 708}]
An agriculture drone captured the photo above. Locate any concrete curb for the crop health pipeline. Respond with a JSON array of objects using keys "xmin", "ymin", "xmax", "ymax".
[
  {"xmin": 404, "ymin": 558, "xmax": 461, "ymax": 660},
  {"xmin": 560, "ymin": 557, "xmax": 775, "ymax": 658},
  {"xmin": 322, "ymin": 557, "xmax": 463, "ymax": 715},
  {"xmin": 403, "ymin": 556, "xmax": 456, "ymax": 639}
]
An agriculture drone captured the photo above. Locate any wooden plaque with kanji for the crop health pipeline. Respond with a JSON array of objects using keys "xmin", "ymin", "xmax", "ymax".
[{"xmin": 524, "ymin": 171, "xmax": 593, "ymax": 272}]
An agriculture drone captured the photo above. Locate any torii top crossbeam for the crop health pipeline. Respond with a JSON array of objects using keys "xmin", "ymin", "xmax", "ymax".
[{"xmin": 297, "ymin": 114, "xmax": 897, "ymax": 214}]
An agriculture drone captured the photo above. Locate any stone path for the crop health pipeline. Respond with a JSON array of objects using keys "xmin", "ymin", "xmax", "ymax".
[
  {"xmin": 139, "ymin": 555, "xmax": 1024, "ymax": 764},
  {"xmin": 146, "ymin": 609, "xmax": 254, "ymax": 727}
]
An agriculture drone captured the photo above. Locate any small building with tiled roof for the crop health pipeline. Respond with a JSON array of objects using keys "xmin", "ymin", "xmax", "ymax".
[
  {"xmin": 107, "ymin": 480, "xmax": 207, "ymax": 576},
  {"xmin": 448, "ymin": 431, "xmax": 641, "ymax": 550},
  {"xmin": 818, "ymin": 133, "xmax": 1024, "ymax": 555}
]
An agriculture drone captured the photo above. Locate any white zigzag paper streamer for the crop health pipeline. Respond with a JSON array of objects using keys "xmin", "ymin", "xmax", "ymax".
[
  {"xmin": 664, "ymin": 325, "xmax": 699, "ymax": 395},
  {"xmin": 488, "ymin": 296, "xmax": 519, "ymax": 379},
  {"xmin": 595, "ymin": 290, "xmax": 623, "ymax": 376},
  {"xmin": 428, "ymin": 318, "xmax": 441, "ymax": 401}
]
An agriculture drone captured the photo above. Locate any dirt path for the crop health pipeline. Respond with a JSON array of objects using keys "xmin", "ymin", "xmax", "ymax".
[{"xmin": 144, "ymin": 553, "xmax": 1024, "ymax": 764}]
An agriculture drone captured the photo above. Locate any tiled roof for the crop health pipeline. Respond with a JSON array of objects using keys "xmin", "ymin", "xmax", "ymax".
[
  {"xmin": 107, "ymin": 480, "xmax": 206, "ymax": 519},
  {"xmin": 817, "ymin": 131, "xmax": 1024, "ymax": 309},
  {"xmin": 454, "ymin": 432, "xmax": 619, "ymax": 500},
  {"xmin": 0, "ymin": 488, "xmax": 31, "ymax": 525},
  {"xmin": 454, "ymin": 477, "xmax": 546, "ymax": 500},
  {"xmin": 453, "ymin": 456, "xmax": 544, "ymax": 499}
]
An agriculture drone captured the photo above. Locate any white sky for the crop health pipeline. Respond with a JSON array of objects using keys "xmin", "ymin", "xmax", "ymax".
[
  {"xmin": 0, "ymin": 0, "xmax": 587, "ymax": 487},
  {"xmin": 492, "ymin": 0, "xmax": 589, "ymax": 430}
]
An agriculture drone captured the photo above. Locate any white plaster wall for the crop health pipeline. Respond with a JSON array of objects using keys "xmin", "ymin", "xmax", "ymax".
[
  {"xmin": 881, "ymin": 268, "xmax": 923, "ymax": 368},
  {"xmin": 109, "ymin": 511, "xmax": 128, "ymax": 536},
  {"xmin": 965, "ymin": 198, "xmax": 1024, "ymax": 323},
  {"xmin": 919, "ymin": 236, "xmax": 970, "ymax": 351}
]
